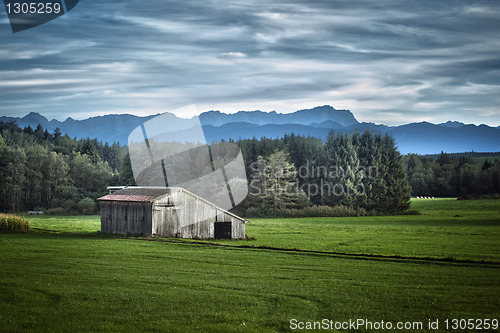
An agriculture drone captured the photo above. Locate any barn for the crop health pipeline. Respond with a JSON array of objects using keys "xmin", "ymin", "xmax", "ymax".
[{"xmin": 98, "ymin": 187, "xmax": 247, "ymax": 239}]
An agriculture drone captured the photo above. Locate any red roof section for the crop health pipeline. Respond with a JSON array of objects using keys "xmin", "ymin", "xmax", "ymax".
[{"xmin": 98, "ymin": 194, "xmax": 155, "ymax": 202}]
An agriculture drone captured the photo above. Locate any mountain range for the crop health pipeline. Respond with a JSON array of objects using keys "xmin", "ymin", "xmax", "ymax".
[{"xmin": 1, "ymin": 105, "xmax": 499, "ymax": 155}]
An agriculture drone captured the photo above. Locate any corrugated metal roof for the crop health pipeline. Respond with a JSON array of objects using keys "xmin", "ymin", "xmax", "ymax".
[
  {"xmin": 98, "ymin": 194, "xmax": 156, "ymax": 202},
  {"xmin": 115, "ymin": 187, "xmax": 174, "ymax": 197},
  {"xmin": 98, "ymin": 187, "xmax": 176, "ymax": 202}
]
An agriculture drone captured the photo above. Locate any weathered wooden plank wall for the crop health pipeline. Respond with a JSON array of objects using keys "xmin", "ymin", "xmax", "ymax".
[
  {"xmin": 100, "ymin": 201, "xmax": 152, "ymax": 235},
  {"xmin": 151, "ymin": 190, "xmax": 246, "ymax": 239}
]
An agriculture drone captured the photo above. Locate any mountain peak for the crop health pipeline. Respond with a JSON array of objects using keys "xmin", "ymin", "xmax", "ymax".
[
  {"xmin": 312, "ymin": 105, "xmax": 336, "ymax": 111},
  {"xmin": 23, "ymin": 112, "xmax": 48, "ymax": 123},
  {"xmin": 439, "ymin": 121, "xmax": 465, "ymax": 128}
]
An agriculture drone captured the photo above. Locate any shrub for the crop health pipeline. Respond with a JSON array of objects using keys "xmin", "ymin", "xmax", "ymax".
[
  {"xmin": 402, "ymin": 209, "xmax": 422, "ymax": 215},
  {"xmin": 63, "ymin": 199, "xmax": 78, "ymax": 213},
  {"xmin": 0, "ymin": 214, "xmax": 30, "ymax": 233},
  {"xmin": 78, "ymin": 197, "xmax": 96, "ymax": 215},
  {"xmin": 244, "ymin": 205, "xmax": 367, "ymax": 218},
  {"xmin": 46, "ymin": 207, "xmax": 66, "ymax": 215},
  {"xmin": 458, "ymin": 194, "xmax": 500, "ymax": 200}
]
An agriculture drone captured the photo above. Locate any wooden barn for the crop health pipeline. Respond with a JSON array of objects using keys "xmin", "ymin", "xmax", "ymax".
[{"xmin": 98, "ymin": 187, "xmax": 247, "ymax": 239}]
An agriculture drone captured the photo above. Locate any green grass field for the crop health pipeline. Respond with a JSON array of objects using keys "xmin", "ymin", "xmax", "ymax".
[
  {"xmin": 211, "ymin": 198, "xmax": 500, "ymax": 262},
  {"xmin": 0, "ymin": 199, "xmax": 499, "ymax": 332}
]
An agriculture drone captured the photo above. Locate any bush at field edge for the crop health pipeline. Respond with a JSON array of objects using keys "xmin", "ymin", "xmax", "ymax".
[
  {"xmin": 0, "ymin": 214, "xmax": 30, "ymax": 233},
  {"xmin": 245, "ymin": 205, "xmax": 368, "ymax": 218}
]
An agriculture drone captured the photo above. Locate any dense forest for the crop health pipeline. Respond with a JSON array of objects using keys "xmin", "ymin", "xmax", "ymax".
[
  {"xmin": 0, "ymin": 122, "xmax": 134, "ymax": 213},
  {"xmin": 404, "ymin": 152, "xmax": 500, "ymax": 198},
  {"xmin": 0, "ymin": 121, "xmax": 498, "ymax": 215},
  {"xmin": 236, "ymin": 132, "xmax": 411, "ymax": 215}
]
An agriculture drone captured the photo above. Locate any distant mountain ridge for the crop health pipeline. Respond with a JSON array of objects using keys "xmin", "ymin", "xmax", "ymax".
[
  {"xmin": 0, "ymin": 105, "xmax": 358, "ymax": 144},
  {"xmin": 199, "ymin": 105, "xmax": 358, "ymax": 127},
  {"xmin": 0, "ymin": 111, "xmax": 158, "ymax": 146},
  {"xmin": 1, "ymin": 106, "xmax": 499, "ymax": 154}
]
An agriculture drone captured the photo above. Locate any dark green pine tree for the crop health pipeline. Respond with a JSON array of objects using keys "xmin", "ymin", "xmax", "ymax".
[
  {"xmin": 380, "ymin": 134, "xmax": 411, "ymax": 213},
  {"xmin": 118, "ymin": 152, "xmax": 136, "ymax": 186},
  {"xmin": 323, "ymin": 132, "xmax": 363, "ymax": 207},
  {"xmin": 357, "ymin": 131, "xmax": 375, "ymax": 209}
]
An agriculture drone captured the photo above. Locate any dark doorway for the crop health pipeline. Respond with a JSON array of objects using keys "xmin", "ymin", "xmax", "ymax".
[{"xmin": 214, "ymin": 222, "xmax": 232, "ymax": 239}]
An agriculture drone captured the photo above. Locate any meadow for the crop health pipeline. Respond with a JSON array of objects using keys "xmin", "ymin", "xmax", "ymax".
[
  {"xmin": 215, "ymin": 198, "xmax": 500, "ymax": 262},
  {"xmin": 0, "ymin": 199, "xmax": 498, "ymax": 332}
]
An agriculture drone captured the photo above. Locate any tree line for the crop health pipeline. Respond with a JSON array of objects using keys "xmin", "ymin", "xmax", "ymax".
[
  {"xmin": 235, "ymin": 131, "xmax": 411, "ymax": 216},
  {"xmin": 0, "ymin": 122, "xmax": 134, "ymax": 213},
  {"xmin": 404, "ymin": 152, "xmax": 500, "ymax": 198}
]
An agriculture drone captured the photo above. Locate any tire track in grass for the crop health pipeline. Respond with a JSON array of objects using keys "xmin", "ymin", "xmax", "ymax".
[{"xmin": 128, "ymin": 237, "xmax": 500, "ymax": 267}]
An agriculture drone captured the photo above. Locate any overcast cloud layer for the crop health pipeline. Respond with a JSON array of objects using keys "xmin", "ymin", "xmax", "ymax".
[{"xmin": 1, "ymin": 0, "xmax": 499, "ymax": 125}]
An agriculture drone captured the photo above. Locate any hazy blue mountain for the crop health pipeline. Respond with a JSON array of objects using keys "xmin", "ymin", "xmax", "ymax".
[
  {"xmin": 387, "ymin": 122, "xmax": 500, "ymax": 154},
  {"xmin": 199, "ymin": 105, "xmax": 358, "ymax": 127},
  {"xmin": 203, "ymin": 122, "xmax": 332, "ymax": 143},
  {"xmin": 309, "ymin": 120, "xmax": 345, "ymax": 129},
  {"xmin": 1, "ymin": 106, "xmax": 499, "ymax": 154},
  {"xmin": 0, "ymin": 112, "xmax": 159, "ymax": 144},
  {"xmin": 20, "ymin": 112, "xmax": 50, "ymax": 127},
  {"xmin": 438, "ymin": 121, "xmax": 466, "ymax": 128},
  {"xmin": 203, "ymin": 121, "xmax": 499, "ymax": 154},
  {"xmin": 0, "ymin": 106, "xmax": 358, "ymax": 145},
  {"xmin": 347, "ymin": 122, "xmax": 391, "ymax": 133}
]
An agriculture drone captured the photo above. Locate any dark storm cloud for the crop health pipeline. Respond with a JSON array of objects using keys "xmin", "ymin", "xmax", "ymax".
[
  {"xmin": 420, "ymin": 58, "xmax": 500, "ymax": 86},
  {"xmin": 0, "ymin": 0, "xmax": 499, "ymax": 125}
]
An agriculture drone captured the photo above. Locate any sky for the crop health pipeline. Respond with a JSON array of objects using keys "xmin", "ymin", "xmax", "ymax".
[{"xmin": 0, "ymin": 0, "xmax": 499, "ymax": 126}]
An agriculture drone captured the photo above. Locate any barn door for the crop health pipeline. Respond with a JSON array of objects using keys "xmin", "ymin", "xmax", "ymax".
[
  {"xmin": 214, "ymin": 222, "xmax": 232, "ymax": 239},
  {"xmin": 153, "ymin": 205, "xmax": 178, "ymax": 237}
]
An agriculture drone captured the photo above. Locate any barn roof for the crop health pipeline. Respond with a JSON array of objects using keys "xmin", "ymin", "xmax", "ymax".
[
  {"xmin": 98, "ymin": 187, "xmax": 174, "ymax": 202},
  {"xmin": 111, "ymin": 187, "xmax": 173, "ymax": 197},
  {"xmin": 98, "ymin": 194, "xmax": 156, "ymax": 202}
]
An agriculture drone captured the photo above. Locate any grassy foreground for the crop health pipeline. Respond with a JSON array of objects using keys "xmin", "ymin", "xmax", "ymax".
[{"xmin": 0, "ymin": 199, "xmax": 499, "ymax": 332}]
